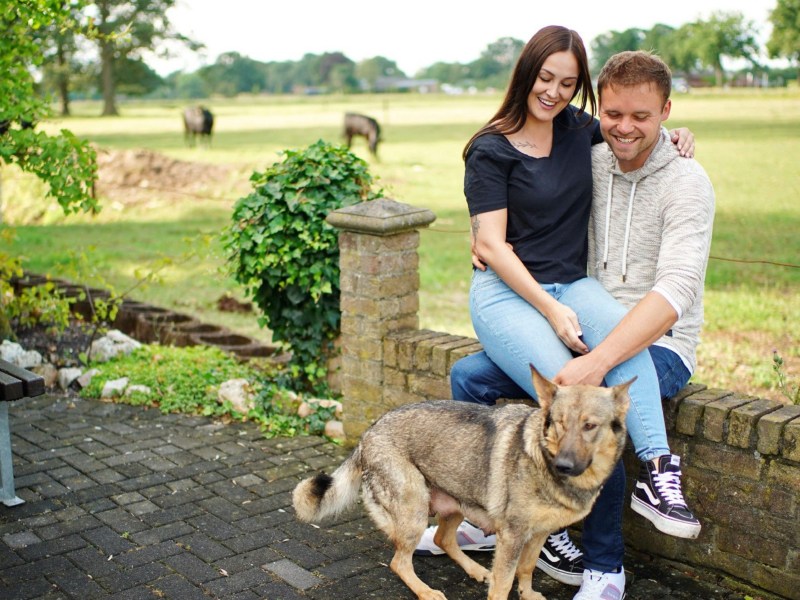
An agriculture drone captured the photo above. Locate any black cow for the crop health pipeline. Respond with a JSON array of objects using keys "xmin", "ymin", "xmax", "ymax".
[
  {"xmin": 183, "ymin": 106, "xmax": 214, "ymax": 147},
  {"xmin": 343, "ymin": 113, "xmax": 381, "ymax": 157}
]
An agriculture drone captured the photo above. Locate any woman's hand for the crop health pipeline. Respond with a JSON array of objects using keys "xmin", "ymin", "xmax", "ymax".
[
  {"xmin": 542, "ymin": 300, "xmax": 588, "ymax": 355},
  {"xmin": 669, "ymin": 127, "xmax": 695, "ymax": 158}
]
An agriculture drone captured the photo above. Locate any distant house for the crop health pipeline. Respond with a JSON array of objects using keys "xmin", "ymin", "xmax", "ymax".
[{"xmin": 373, "ymin": 77, "xmax": 440, "ymax": 93}]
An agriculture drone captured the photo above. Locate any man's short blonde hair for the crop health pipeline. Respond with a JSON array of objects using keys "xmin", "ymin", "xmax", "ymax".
[{"xmin": 598, "ymin": 51, "xmax": 672, "ymax": 105}]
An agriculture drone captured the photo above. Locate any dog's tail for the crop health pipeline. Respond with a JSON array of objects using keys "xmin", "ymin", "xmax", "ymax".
[{"xmin": 292, "ymin": 446, "xmax": 362, "ymax": 523}]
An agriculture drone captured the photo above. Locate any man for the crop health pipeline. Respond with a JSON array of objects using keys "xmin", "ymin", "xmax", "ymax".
[{"xmin": 417, "ymin": 51, "xmax": 715, "ymax": 600}]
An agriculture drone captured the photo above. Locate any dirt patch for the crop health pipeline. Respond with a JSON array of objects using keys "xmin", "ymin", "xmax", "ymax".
[
  {"xmin": 13, "ymin": 320, "xmax": 95, "ymax": 369},
  {"xmin": 94, "ymin": 148, "xmax": 237, "ymax": 205},
  {"xmin": 696, "ymin": 329, "xmax": 799, "ymax": 404}
]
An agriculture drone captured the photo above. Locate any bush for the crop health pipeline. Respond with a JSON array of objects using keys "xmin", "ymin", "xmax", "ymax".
[{"xmin": 224, "ymin": 140, "xmax": 381, "ymax": 395}]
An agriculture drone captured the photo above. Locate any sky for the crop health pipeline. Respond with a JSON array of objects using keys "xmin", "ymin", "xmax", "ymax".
[{"xmin": 148, "ymin": 0, "xmax": 781, "ymax": 77}]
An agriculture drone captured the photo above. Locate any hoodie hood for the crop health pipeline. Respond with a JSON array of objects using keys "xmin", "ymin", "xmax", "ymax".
[{"xmin": 600, "ymin": 128, "xmax": 679, "ymax": 280}]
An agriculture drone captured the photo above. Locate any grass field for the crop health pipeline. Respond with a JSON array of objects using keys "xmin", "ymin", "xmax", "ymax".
[{"xmin": 2, "ymin": 89, "xmax": 799, "ymax": 401}]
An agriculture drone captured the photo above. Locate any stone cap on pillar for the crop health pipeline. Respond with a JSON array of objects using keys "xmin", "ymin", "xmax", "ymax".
[{"xmin": 326, "ymin": 198, "xmax": 436, "ymax": 236}]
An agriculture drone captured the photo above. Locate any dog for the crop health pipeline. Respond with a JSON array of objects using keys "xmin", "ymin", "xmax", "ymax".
[{"xmin": 292, "ymin": 367, "xmax": 632, "ymax": 600}]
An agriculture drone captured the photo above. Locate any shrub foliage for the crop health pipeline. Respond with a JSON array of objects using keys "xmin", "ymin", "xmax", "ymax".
[{"xmin": 224, "ymin": 140, "xmax": 381, "ymax": 394}]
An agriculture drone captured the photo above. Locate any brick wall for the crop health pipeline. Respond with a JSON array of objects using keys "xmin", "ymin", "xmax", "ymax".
[{"xmin": 328, "ymin": 199, "xmax": 800, "ymax": 599}]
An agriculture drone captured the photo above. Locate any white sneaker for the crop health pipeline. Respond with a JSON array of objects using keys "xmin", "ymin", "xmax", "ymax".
[
  {"xmin": 573, "ymin": 567, "xmax": 626, "ymax": 600},
  {"xmin": 414, "ymin": 520, "xmax": 496, "ymax": 556}
]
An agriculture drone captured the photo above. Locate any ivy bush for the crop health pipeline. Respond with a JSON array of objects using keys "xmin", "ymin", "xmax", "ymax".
[{"xmin": 224, "ymin": 140, "xmax": 381, "ymax": 395}]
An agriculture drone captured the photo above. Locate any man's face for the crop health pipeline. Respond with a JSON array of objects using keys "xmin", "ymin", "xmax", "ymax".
[{"xmin": 599, "ymin": 82, "xmax": 671, "ymax": 172}]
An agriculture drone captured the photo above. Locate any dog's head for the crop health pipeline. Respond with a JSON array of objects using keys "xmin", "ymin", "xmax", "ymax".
[{"xmin": 531, "ymin": 366, "xmax": 632, "ymax": 485}]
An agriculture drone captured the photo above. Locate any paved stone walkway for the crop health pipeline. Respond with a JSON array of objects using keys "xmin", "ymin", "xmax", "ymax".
[{"xmin": 0, "ymin": 394, "xmax": 772, "ymax": 599}]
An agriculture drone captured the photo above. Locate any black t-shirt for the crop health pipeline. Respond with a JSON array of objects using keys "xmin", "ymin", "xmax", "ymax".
[{"xmin": 464, "ymin": 105, "xmax": 602, "ymax": 284}]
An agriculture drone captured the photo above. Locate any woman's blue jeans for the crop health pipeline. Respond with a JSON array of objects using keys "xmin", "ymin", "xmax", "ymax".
[{"xmin": 470, "ymin": 267, "xmax": 669, "ymax": 461}]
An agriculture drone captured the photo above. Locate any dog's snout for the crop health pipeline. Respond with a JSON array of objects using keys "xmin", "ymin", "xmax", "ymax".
[
  {"xmin": 555, "ymin": 453, "xmax": 590, "ymax": 477},
  {"xmin": 555, "ymin": 457, "xmax": 578, "ymax": 475}
]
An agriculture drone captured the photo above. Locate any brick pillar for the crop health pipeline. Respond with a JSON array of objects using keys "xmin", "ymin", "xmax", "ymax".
[{"xmin": 326, "ymin": 198, "xmax": 436, "ymax": 440}]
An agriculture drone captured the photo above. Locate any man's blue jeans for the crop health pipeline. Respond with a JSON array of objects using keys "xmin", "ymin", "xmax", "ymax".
[{"xmin": 448, "ymin": 345, "xmax": 690, "ymax": 573}]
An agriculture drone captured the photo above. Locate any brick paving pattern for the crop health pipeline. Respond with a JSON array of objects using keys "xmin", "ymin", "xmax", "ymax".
[{"xmin": 0, "ymin": 394, "xmax": 758, "ymax": 599}]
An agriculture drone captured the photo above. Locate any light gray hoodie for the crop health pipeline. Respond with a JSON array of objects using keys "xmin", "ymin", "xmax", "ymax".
[{"xmin": 589, "ymin": 128, "xmax": 715, "ymax": 374}]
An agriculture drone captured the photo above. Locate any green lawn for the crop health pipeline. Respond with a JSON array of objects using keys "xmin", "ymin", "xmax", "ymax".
[{"xmin": 3, "ymin": 89, "xmax": 799, "ymax": 401}]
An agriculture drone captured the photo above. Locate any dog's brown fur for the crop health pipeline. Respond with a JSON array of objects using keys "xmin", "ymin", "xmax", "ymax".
[{"xmin": 292, "ymin": 367, "xmax": 632, "ymax": 600}]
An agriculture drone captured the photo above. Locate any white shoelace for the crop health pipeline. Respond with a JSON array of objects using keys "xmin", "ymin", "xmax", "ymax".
[
  {"xmin": 652, "ymin": 470, "xmax": 688, "ymax": 507},
  {"xmin": 548, "ymin": 530, "xmax": 583, "ymax": 560}
]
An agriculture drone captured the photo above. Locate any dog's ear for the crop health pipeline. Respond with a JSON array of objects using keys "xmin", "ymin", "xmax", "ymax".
[
  {"xmin": 610, "ymin": 376, "xmax": 635, "ymax": 419},
  {"xmin": 530, "ymin": 364, "xmax": 557, "ymax": 412}
]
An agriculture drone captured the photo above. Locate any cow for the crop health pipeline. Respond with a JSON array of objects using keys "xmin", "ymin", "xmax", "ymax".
[
  {"xmin": 183, "ymin": 106, "xmax": 214, "ymax": 147},
  {"xmin": 343, "ymin": 113, "xmax": 381, "ymax": 158}
]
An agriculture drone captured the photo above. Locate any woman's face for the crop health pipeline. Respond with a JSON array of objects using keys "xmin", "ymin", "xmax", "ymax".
[{"xmin": 527, "ymin": 51, "xmax": 579, "ymax": 123}]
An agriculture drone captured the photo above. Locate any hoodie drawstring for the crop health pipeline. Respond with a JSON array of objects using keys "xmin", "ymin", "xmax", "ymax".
[
  {"xmin": 603, "ymin": 172, "xmax": 637, "ymax": 283},
  {"xmin": 602, "ymin": 173, "xmax": 613, "ymax": 270}
]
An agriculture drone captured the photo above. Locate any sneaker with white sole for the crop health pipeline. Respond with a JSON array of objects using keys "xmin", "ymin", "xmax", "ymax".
[
  {"xmin": 631, "ymin": 454, "xmax": 701, "ymax": 539},
  {"xmin": 573, "ymin": 567, "xmax": 626, "ymax": 600},
  {"xmin": 536, "ymin": 529, "xmax": 584, "ymax": 586},
  {"xmin": 414, "ymin": 520, "xmax": 496, "ymax": 556},
  {"xmin": 415, "ymin": 522, "xmax": 583, "ymax": 586}
]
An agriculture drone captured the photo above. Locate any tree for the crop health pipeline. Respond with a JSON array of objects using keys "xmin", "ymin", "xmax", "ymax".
[
  {"xmin": 198, "ymin": 52, "xmax": 266, "ymax": 97},
  {"xmin": 481, "ymin": 37, "xmax": 524, "ymax": 69},
  {"xmin": 1, "ymin": 0, "xmax": 98, "ymax": 337},
  {"xmin": 318, "ymin": 52, "xmax": 354, "ymax": 87},
  {"xmin": 33, "ymin": 2, "xmax": 86, "ymax": 116},
  {"xmin": 114, "ymin": 56, "xmax": 163, "ymax": 96},
  {"xmin": 643, "ymin": 23, "xmax": 702, "ymax": 75},
  {"xmin": 1, "ymin": 1, "xmax": 97, "ymax": 213},
  {"xmin": 355, "ymin": 56, "xmax": 405, "ymax": 90},
  {"xmin": 90, "ymin": 0, "xmax": 200, "ymax": 115},
  {"xmin": 590, "ymin": 28, "xmax": 645, "ymax": 72},
  {"xmin": 690, "ymin": 11, "xmax": 760, "ymax": 86},
  {"xmin": 264, "ymin": 61, "xmax": 296, "ymax": 94},
  {"xmin": 417, "ymin": 62, "xmax": 470, "ymax": 85},
  {"xmin": 469, "ymin": 37, "xmax": 523, "ymax": 82},
  {"xmin": 328, "ymin": 63, "xmax": 359, "ymax": 93},
  {"xmin": 767, "ymin": 0, "xmax": 800, "ymax": 80}
]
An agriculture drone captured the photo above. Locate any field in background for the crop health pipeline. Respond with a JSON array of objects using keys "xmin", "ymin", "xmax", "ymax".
[{"xmin": 2, "ymin": 89, "xmax": 798, "ymax": 401}]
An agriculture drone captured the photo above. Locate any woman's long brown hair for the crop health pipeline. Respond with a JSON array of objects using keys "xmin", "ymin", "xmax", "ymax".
[{"xmin": 463, "ymin": 25, "xmax": 596, "ymax": 160}]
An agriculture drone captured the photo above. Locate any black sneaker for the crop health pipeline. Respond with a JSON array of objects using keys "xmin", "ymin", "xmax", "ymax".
[
  {"xmin": 631, "ymin": 454, "xmax": 701, "ymax": 539},
  {"xmin": 536, "ymin": 529, "xmax": 584, "ymax": 586}
]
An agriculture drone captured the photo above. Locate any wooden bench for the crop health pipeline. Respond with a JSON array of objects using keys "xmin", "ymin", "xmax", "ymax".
[{"xmin": 0, "ymin": 358, "xmax": 44, "ymax": 507}]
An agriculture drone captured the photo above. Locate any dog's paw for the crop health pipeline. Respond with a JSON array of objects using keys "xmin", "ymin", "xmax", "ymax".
[
  {"xmin": 419, "ymin": 590, "xmax": 447, "ymax": 600},
  {"xmin": 465, "ymin": 564, "xmax": 490, "ymax": 582},
  {"xmin": 518, "ymin": 589, "xmax": 546, "ymax": 600}
]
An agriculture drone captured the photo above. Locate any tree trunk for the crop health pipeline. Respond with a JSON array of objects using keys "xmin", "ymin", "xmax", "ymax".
[
  {"xmin": 715, "ymin": 63, "xmax": 724, "ymax": 87},
  {"xmin": 100, "ymin": 37, "xmax": 117, "ymax": 116},
  {"xmin": 56, "ymin": 42, "xmax": 70, "ymax": 117}
]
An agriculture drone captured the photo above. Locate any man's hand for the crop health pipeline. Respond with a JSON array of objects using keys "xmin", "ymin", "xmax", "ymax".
[{"xmin": 554, "ymin": 353, "xmax": 609, "ymax": 387}]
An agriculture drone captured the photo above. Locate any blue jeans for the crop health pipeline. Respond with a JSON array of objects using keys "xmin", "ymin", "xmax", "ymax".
[
  {"xmin": 470, "ymin": 267, "xmax": 668, "ymax": 461},
  {"xmin": 449, "ymin": 346, "xmax": 690, "ymax": 573}
]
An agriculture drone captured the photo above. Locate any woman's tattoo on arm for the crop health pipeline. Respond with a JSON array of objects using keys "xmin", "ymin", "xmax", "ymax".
[{"xmin": 470, "ymin": 215, "xmax": 480, "ymax": 241}]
